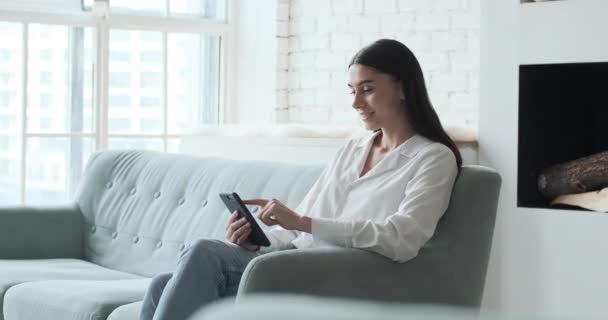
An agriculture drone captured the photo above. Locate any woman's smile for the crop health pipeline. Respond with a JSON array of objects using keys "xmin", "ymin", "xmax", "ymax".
[{"xmin": 359, "ymin": 110, "xmax": 375, "ymax": 120}]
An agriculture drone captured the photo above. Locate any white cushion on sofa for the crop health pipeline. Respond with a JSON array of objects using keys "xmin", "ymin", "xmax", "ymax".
[
  {"xmin": 0, "ymin": 258, "xmax": 141, "ymax": 320},
  {"xmin": 4, "ymin": 279, "xmax": 149, "ymax": 320}
]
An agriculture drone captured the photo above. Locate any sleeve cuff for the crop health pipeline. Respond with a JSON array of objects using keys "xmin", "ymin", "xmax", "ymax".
[
  {"xmin": 311, "ymin": 217, "xmax": 353, "ymax": 247},
  {"xmin": 258, "ymin": 227, "xmax": 297, "ymax": 254},
  {"xmin": 257, "ymin": 229, "xmax": 280, "ymax": 253}
]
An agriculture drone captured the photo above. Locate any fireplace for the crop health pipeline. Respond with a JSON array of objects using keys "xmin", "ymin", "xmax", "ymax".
[{"xmin": 518, "ymin": 62, "xmax": 608, "ymax": 212}]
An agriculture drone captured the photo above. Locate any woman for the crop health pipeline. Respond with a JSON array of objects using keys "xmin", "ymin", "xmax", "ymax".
[{"xmin": 140, "ymin": 39, "xmax": 462, "ymax": 320}]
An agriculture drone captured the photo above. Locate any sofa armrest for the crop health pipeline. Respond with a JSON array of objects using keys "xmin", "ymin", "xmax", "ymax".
[
  {"xmin": 237, "ymin": 246, "xmax": 464, "ymax": 305},
  {"xmin": 0, "ymin": 206, "xmax": 84, "ymax": 259}
]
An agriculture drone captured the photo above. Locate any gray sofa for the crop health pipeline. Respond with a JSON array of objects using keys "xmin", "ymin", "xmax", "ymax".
[
  {"xmin": 0, "ymin": 149, "xmax": 501, "ymax": 320},
  {"xmin": 191, "ymin": 294, "xmax": 487, "ymax": 320}
]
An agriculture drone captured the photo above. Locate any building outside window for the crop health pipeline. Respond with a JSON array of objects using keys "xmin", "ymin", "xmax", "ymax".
[{"xmin": 0, "ymin": 0, "xmax": 229, "ymax": 205}]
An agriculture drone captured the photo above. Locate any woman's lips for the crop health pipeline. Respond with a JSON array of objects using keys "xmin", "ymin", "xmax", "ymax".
[{"xmin": 359, "ymin": 111, "xmax": 374, "ymax": 120}]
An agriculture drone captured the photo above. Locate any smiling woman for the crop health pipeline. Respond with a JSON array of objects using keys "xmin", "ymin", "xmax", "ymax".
[
  {"xmin": 347, "ymin": 39, "xmax": 462, "ymax": 172},
  {"xmin": 140, "ymin": 39, "xmax": 463, "ymax": 320}
]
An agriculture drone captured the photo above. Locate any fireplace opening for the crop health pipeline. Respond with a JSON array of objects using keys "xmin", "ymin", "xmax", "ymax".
[{"xmin": 518, "ymin": 62, "xmax": 608, "ymax": 213}]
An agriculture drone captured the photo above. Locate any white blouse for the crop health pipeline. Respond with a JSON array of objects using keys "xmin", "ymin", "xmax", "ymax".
[{"xmin": 264, "ymin": 130, "xmax": 458, "ymax": 263}]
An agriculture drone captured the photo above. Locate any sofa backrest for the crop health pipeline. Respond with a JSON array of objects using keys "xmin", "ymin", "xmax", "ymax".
[
  {"xmin": 417, "ymin": 165, "xmax": 501, "ymax": 306},
  {"xmin": 75, "ymin": 150, "xmax": 324, "ymax": 277}
]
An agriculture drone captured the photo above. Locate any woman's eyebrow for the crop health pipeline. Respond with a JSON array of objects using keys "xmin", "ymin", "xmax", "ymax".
[{"xmin": 347, "ymin": 79, "xmax": 375, "ymax": 88}]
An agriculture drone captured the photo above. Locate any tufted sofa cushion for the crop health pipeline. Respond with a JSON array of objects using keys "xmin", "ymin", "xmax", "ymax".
[{"xmin": 75, "ymin": 150, "xmax": 324, "ymax": 277}]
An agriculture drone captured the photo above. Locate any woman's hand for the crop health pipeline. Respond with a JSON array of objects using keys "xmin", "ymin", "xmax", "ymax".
[
  {"xmin": 242, "ymin": 198, "xmax": 311, "ymax": 233},
  {"xmin": 226, "ymin": 211, "xmax": 259, "ymax": 251}
]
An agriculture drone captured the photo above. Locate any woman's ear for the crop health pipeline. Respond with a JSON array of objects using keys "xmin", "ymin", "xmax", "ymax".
[{"xmin": 398, "ymin": 82, "xmax": 406, "ymax": 101}]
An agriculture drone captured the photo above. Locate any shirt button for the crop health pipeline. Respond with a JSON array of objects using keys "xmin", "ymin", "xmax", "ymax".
[
  {"xmin": 156, "ymin": 241, "xmax": 163, "ymax": 248},
  {"xmin": 90, "ymin": 226, "xmax": 96, "ymax": 233},
  {"xmin": 201, "ymin": 199, "xmax": 208, "ymax": 207},
  {"xmin": 154, "ymin": 191, "xmax": 161, "ymax": 199},
  {"xmin": 133, "ymin": 236, "xmax": 139, "ymax": 244},
  {"xmin": 105, "ymin": 182, "xmax": 113, "ymax": 189},
  {"xmin": 111, "ymin": 232, "xmax": 118, "ymax": 239},
  {"xmin": 130, "ymin": 188, "xmax": 137, "ymax": 196},
  {"xmin": 178, "ymin": 198, "xmax": 185, "ymax": 205},
  {"xmin": 179, "ymin": 243, "xmax": 186, "ymax": 251},
  {"xmin": 251, "ymin": 207, "xmax": 258, "ymax": 213}
]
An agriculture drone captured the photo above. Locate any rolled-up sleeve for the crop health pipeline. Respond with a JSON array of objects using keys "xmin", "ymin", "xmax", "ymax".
[{"xmin": 311, "ymin": 148, "xmax": 458, "ymax": 262}]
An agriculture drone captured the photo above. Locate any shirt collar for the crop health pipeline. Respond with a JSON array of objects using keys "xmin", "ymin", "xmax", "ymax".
[{"xmin": 355, "ymin": 130, "xmax": 432, "ymax": 158}]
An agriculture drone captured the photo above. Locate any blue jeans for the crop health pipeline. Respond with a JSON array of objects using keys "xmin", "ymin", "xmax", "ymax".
[{"xmin": 140, "ymin": 239, "xmax": 262, "ymax": 320}]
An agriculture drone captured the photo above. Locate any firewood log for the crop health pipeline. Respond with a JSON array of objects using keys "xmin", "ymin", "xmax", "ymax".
[{"xmin": 537, "ymin": 151, "xmax": 608, "ymax": 199}]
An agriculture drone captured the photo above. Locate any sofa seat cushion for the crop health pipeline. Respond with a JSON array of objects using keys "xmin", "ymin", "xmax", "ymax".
[
  {"xmin": 0, "ymin": 258, "xmax": 141, "ymax": 320},
  {"xmin": 106, "ymin": 301, "xmax": 142, "ymax": 320},
  {"xmin": 4, "ymin": 278, "xmax": 150, "ymax": 320}
]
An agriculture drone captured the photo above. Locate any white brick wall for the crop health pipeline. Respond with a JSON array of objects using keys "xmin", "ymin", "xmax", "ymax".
[
  {"xmin": 275, "ymin": 0, "xmax": 290, "ymax": 116},
  {"xmin": 278, "ymin": 0, "xmax": 480, "ymax": 130}
]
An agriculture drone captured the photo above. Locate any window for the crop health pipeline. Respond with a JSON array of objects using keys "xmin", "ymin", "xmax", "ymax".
[
  {"xmin": 109, "ymin": 95, "xmax": 131, "ymax": 107},
  {"xmin": 0, "ymin": 92, "xmax": 11, "ymax": 107},
  {"xmin": 83, "ymin": 0, "xmax": 226, "ymax": 19},
  {"xmin": 0, "ymin": 73, "xmax": 11, "ymax": 85},
  {"xmin": 110, "ymin": 51, "xmax": 130, "ymax": 62},
  {"xmin": 140, "ymin": 96, "xmax": 160, "ymax": 107},
  {"xmin": 39, "ymin": 93, "xmax": 53, "ymax": 108},
  {"xmin": 109, "ymin": 72, "xmax": 131, "ymax": 88},
  {"xmin": 40, "ymin": 72, "xmax": 53, "ymax": 85},
  {"xmin": 0, "ymin": 115, "xmax": 10, "ymax": 129},
  {"xmin": 0, "ymin": 0, "xmax": 228, "ymax": 205}
]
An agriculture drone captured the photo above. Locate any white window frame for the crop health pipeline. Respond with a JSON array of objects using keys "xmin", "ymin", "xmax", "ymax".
[{"xmin": 0, "ymin": 0, "xmax": 236, "ymax": 204}]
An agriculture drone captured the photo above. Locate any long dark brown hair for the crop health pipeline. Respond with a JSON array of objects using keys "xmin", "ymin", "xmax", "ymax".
[{"xmin": 349, "ymin": 39, "xmax": 462, "ymax": 172}]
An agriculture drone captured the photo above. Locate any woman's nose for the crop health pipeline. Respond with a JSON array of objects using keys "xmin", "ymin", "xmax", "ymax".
[{"xmin": 352, "ymin": 92, "xmax": 365, "ymax": 109}]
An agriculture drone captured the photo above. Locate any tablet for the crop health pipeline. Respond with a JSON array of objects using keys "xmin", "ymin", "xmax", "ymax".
[{"xmin": 219, "ymin": 192, "xmax": 271, "ymax": 247}]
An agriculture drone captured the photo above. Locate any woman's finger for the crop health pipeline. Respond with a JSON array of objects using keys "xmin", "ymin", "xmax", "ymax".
[
  {"xmin": 242, "ymin": 199, "xmax": 268, "ymax": 207},
  {"xmin": 226, "ymin": 211, "xmax": 238, "ymax": 230},
  {"xmin": 257, "ymin": 206, "xmax": 271, "ymax": 224},
  {"xmin": 258, "ymin": 210, "xmax": 278, "ymax": 226},
  {"xmin": 235, "ymin": 225, "xmax": 252, "ymax": 245},
  {"xmin": 228, "ymin": 220, "xmax": 248, "ymax": 243},
  {"xmin": 233, "ymin": 223, "xmax": 251, "ymax": 244},
  {"xmin": 228, "ymin": 217, "xmax": 247, "ymax": 233}
]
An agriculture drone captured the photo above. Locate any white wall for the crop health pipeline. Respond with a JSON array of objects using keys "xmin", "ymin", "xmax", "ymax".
[
  {"xmin": 282, "ymin": 0, "xmax": 480, "ymax": 129},
  {"xmin": 480, "ymin": 0, "xmax": 608, "ymax": 318},
  {"xmin": 230, "ymin": 0, "xmax": 279, "ymax": 124}
]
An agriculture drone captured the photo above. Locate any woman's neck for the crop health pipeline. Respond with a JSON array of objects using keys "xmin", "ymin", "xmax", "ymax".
[{"xmin": 376, "ymin": 126, "xmax": 415, "ymax": 152}]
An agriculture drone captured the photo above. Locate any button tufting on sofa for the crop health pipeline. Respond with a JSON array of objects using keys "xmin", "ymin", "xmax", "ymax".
[{"xmin": 0, "ymin": 150, "xmax": 338, "ymax": 320}]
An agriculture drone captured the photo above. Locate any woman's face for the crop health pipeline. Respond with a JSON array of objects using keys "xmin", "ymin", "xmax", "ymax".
[{"xmin": 348, "ymin": 64, "xmax": 406, "ymax": 131}]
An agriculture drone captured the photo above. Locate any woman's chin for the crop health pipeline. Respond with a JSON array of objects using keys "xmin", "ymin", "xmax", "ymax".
[{"xmin": 361, "ymin": 120, "xmax": 379, "ymax": 131}]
